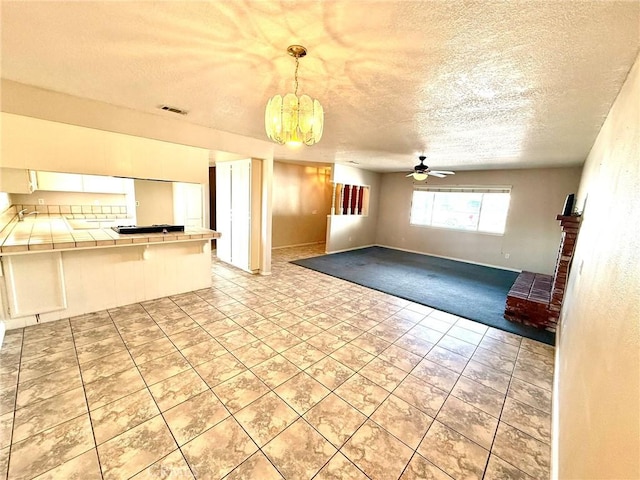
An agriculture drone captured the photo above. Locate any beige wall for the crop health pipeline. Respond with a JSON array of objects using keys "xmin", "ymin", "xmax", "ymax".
[
  {"xmin": 272, "ymin": 162, "xmax": 331, "ymax": 248},
  {"xmin": 375, "ymin": 168, "xmax": 581, "ymax": 274},
  {"xmin": 554, "ymin": 53, "xmax": 640, "ymax": 479},
  {"xmin": 134, "ymin": 179, "xmax": 174, "ymax": 225},
  {"xmin": 326, "ymin": 164, "xmax": 381, "ymax": 252}
]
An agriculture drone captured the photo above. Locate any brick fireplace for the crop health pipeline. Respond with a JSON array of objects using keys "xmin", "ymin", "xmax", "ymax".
[{"xmin": 504, "ymin": 214, "xmax": 581, "ymax": 332}]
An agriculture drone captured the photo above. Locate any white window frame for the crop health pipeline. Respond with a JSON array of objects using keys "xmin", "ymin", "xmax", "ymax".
[{"xmin": 409, "ymin": 185, "xmax": 512, "ymax": 235}]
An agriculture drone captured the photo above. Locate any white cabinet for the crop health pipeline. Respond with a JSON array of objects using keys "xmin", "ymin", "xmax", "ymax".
[
  {"xmin": 173, "ymin": 182, "xmax": 203, "ymax": 228},
  {"xmin": 36, "ymin": 171, "xmax": 83, "ymax": 192},
  {"xmin": 36, "ymin": 171, "xmax": 127, "ymax": 193},
  {"xmin": 0, "ymin": 168, "xmax": 38, "ymax": 194},
  {"xmin": 82, "ymin": 174, "xmax": 126, "ymax": 193},
  {"xmin": 2, "ymin": 252, "xmax": 67, "ymax": 318},
  {"xmin": 216, "ymin": 159, "xmax": 262, "ymax": 273}
]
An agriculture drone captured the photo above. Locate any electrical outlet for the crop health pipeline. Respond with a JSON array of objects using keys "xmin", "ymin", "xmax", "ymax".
[
  {"xmin": 37, "ymin": 198, "xmax": 44, "ymax": 205},
  {"xmin": 504, "ymin": 253, "xmax": 510, "ymax": 259}
]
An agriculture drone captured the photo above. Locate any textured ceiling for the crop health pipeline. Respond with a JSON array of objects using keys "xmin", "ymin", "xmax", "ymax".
[{"xmin": 1, "ymin": 1, "xmax": 639, "ymax": 172}]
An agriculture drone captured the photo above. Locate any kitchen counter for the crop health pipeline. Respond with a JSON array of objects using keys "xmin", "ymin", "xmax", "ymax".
[{"xmin": 0, "ymin": 214, "xmax": 220, "ymax": 254}]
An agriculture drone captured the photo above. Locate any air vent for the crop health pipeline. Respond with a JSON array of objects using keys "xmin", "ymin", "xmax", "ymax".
[{"xmin": 158, "ymin": 105, "xmax": 188, "ymax": 115}]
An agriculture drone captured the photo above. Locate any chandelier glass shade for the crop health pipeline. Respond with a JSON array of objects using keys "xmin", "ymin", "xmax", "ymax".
[{"xmin": 265, "ymin": 45, "xmax": 324, "ymax": 146}]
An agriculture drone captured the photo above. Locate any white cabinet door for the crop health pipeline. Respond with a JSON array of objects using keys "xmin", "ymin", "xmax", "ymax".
[
  {"xmin": 82, "ymin": 174, "xmax": 125, "ymax": 193},
  {"xmin": 215, "ymin": 163, "xmax": 232, "ymax": 264},
  {"xmin": 2, "ymin": 252, "xmax": 67, "ymax": 318},
  {"xmin": 0, "ymin": 168, "xmax": 37, "ymax": 193},
  {"xmin": 230, "ymin": 160, "xmax": 251, "ymax": 271},
  {"xmin": 173, "ymin": 182, "xmax": 203, "ymax": 228},
  {"xmin": 36, "ymin": 171, "xmax": 83, "ymax": 192}
]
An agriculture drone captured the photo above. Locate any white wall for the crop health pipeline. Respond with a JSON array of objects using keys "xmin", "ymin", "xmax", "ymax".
[
  {"xmin": 375, "ymin": 168, "xmax": 581, "ymax": 274},
  {"xmin": 134, "ymin": 179, "xmax": 174, "ymax": 225},
  {"xmin": 272, "ymin": 162, "xmax": 332, "ymax": 248},
  {"xmin": 553, "ymin": 53, "xmax": 640, "ymax": 479},
  {"xmin": 326, "ymin": 164, "xmax": 381, "ymax": 252}
]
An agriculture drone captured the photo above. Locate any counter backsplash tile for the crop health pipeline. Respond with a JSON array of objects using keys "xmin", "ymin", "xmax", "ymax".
[{"xmin": 15, "ymin": 205, "xmax": 128, "ymax": 217}]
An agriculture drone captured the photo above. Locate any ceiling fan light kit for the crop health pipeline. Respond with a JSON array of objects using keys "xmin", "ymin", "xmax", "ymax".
[
  {"xmin": 265, "ymin": 45, "xmax": 324, "ymax": 147},
  {"xmin": 407, "ymin": 156, "xmax": 455, "ymax": 181}
]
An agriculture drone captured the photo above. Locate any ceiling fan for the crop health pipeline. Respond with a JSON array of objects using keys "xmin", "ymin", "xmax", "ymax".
[{"xmin": 406, "ymin": 156, "xmax": 455, "ymax": 181}]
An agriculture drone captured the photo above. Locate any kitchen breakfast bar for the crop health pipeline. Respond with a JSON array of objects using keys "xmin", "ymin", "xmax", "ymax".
[{"xmin": 0, "ymin": 207, "xmax": 220, "ymax": 330}]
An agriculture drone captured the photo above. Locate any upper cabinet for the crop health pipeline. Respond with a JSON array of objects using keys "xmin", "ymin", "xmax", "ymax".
[
  {"xmin": 0, "ymin": 113, "xmax": 209, "ymax": 184},
  {"xmin": 36, "ymin": 171, "xmax": 127, "ymax": 193},
  {"xmin": 0, "ymin": 168, "xmax": 38, "ymax": 194}
]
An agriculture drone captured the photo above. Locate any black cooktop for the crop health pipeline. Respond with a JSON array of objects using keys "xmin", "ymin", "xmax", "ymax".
[{"xmin": 112, "ymin": 224, "xmax": 185, "ymax": 234}]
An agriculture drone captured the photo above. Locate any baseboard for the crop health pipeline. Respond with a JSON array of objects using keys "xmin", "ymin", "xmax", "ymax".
[
  {"xmin": 272, "ymin": 241, "xmax": 325, "ymax": 250},
  {"xmin": 375, "ymin": 244, "xmax": 522, "ymax": 273},
  {"xmin": 325, "ymin": 244, "xmax": 377, "ymax": 255}
]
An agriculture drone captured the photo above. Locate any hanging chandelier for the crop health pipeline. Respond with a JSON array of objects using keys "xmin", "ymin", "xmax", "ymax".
[{"xmin": 265, "ymin": 45, "xmax": 324, "ymax": 146}]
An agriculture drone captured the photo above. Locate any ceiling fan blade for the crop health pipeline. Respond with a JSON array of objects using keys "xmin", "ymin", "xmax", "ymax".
[
  {"xmin": 427, "ymin": 172, "xmax": 447, "ymax": 178},
  {"xmin": 430, "ymin": 170, "xmax": 455, "ymax": 175}
]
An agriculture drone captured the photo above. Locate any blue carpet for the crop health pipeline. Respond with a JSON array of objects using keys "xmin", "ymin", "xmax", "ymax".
[{"xmin": 291, "ymin": 246, "xmax": 554, "ymax": 345}]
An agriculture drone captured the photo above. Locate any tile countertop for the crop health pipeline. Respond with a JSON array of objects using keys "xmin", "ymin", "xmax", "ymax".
[{"xmin": 0, "ymin": 214, "xmax": 220, "ymax": 254}]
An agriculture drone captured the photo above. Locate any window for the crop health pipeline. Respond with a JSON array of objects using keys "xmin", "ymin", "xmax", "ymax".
[{"xmin": 410, "ymin": 186, "xmax": 511, "ymax": 234}]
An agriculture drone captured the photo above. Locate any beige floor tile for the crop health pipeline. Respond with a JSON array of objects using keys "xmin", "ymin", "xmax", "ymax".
[
  {"xmin": 501, "ymin": 397, "xmax": 551, "ymax": 444},
  {"xmin": 234, "ymin": 391, "xmax": 299, "ymax": 447},
  {"xmin": 98, "ymin": 415, "xmax": 176, "ymax": 479},
  {"xmin": 394, "ymin": 333, "xmax": 435, "ymax": 357},
  {"xmin": 8, "ymin": 415, "xmax": 94, "ymax": 480},
  {"xmin": 0, "ymin": 412, "xmax": 12, "ymax": 449},
  {"xmin": 20, "ymin": 336, "xmax": 75, "ymax": 362},
  {"xmin": 261, "ymin": 329, "xmax": 303, "ymax": 353},
  {"xmin": 399, "ymin": 453, "xmax": 454, "ymax": 479},
  {"xmin": 484, "ymin": 454, "xmax": 535, "ymax": 480},
  {"xmin": 217, "ymin": 328, "xmax": 259, "ymax": 351},
  {"xmin": 85, "ymin": 367, "xmax": 146, "ymax": 411},
  {"xmin": 446, "ymin": 325, "xmax": 484, "ymax": 345},
  {"xmin": 164, "ymin": 390, "xmax": 228, "ymax": 445},
  {"xmin": 16, "ymin": 365, "xmax": 82, "ymax": 408},
  {"xmin": 263, "ymin": 418, "xmax": 336, "ymax": 479},
  {"xmin": 121, "ymin": 324, "xmax": 166, "ymax": 349},
  {"xmin": 408, "ymin": 325, "xmax": 445, "ymax": 344},
  {"xmin": 169, "ymin": 326, "xmax": 213, "ymax": 350},
  {"xmin": 233, "ymin": 340, "xmax": 278, "ymax": 368},
  {"xmin": 243, "ymin": 319, "xmax": 281, "ymax": 339},
  {"xmin": 149, "ymin": 369, "xmax": 208, "ymax": 412},
  {"xmin": 472, "ymin": 347, "xmax": 516, "ymax": 375},
  {"xmin": 334, "ymin": 373, "xmax": 389, "ymax": 416},
  {"xmin": 412, "ymin": 358, "xmax": 460, "ymax": 392},
  {"xmin": 508, "ymin": 377, "xmax": 552, "ymax": 414},
  {"xmin": 304, "ymin": 393, "xmax": 367, "ymax": 448},
  {"xmin": 305, "ymin": 356, "xmax": 355, "ymax": 390},
  {"xmin": 378, "ymin": 344, "xmax": 423, "ymax": 373},
  {"xmin": 225, "ymin": 451, "xmax": 284, "ymax": 480},
  {"xmin": 91, "ymin": 388, "xmax": 159, "ymax": 445},
  {"xmin": 418, "ymin": 421, "xmax": 489, "ymax": 480},
  {"xmin": 130, "ymin": 449, "xmax": 194, "ymax": 479},
  {"xmin": 451, "ymin": 375, "xmax": 506, "ymax": 417},
  {"xmin": 314, "ymin": 452, "xmax": 368, "ymax": 480},
  {"xmin": 436, "ymin": 396, "xmax": 499, "ymax": 449},
  {"xmin": 182, "ymin": 416, "xmax": 257, "ymax": 479},
  {"xmin": 213, "ymin": 370, "xmax": 269, "ymax": 413},
  {"xmin": 393, "ymin": 374, "xmax": 448, "ymax": 417},
  {"xmin": 18, "ymin": 349, "xmax": 78, "ymax": 383},
  {"xmin": 359, "ymin": 357, "xmax": 408, "ymax": 391},
  {"xmin": 462, "ymin": 359, "xmax": 512, "ymax": 394},
  {"xmin": 478, "ymin": 336, "xmax": 520, "ymax": 359},
  {"xmin": 0, "ymin": 447, "xmax": 7, "ymax": 480},
  {"xmin": 351, "ymin": 332, "xmax": 391, "ymax": 355},
  {"xmin": 180, "ymin": 338, "xmax": 227, "ymax": 366},
  {"xmin": 371, "ymin": 394, "xmax": 434, "ymax": 449},
  {"xmin": 342, "ymin": 419, "xmax": 413, "ymax": 480},
  {"xmin": 251, "ymin": 354, "xmax": 301, "ymax": 389},
  {"xmin": 194, "ymin": 352, "xmax": 246, "ymax": 387},
  {"xmin": 138, "ymin": 351, "xmax": 191, "ymax": 385},
  {"xmin": 0, "ymin": 384, "xmax": 16, "ymax": 415},
  {"xmin": 128, "ymin": 337, "xmax": 179, "ymax": 365},
  {"xmin": 76, "ymin": 336, "xmax": 127, "ymax": 365},
  {"xmin": 12, "ymin": 386, "xmax": 87, "ymax": 443},
  {"xmin": 32, "ymin": 448, "xmax": 102, "ymax": 480},
  {"xmin": 492, "ymin": 423, "xmax": 550, "ymax": 479},
  {"xmin": 73, "ymin": 323, "xmax": 120, "ymax": 348},
  {"xmin": 202, "ymin": 318, "xmax": 241, "ymax": 337},
  {"xmin": 426, "ymin": 345, "xmax": 470, "ymax": 374},
  {"xmin": 307, "ymin": 331, "xmax": 346, "ymax": 354},
  {"xmin": 281, "ymin": 341, "xmax": 326, "ymax": 369},
  {"xmin": 485, "ymin": 327, "xmax": 523, "ymax": 347},
  {"xmin": 436, "ymin": 335, "xmax": 477, "ymax": 359},
  {"xmin": 274, "ymin": 371, "xmax": 330, "ymax": 415},
  {"xmin": 330, "ymin": 344, "xmax": 375, "ymax": 371},
  {"xmin": 79, "ymin": 350, "xmax": 135, "ymax": 384},
  {"xmin": 157, "ymin": 317, "xmax": 198, "ymax": 336}
]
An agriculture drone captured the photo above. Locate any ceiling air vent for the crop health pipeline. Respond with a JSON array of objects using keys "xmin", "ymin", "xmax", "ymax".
[{"xmin": 158, "ymin": 105, "xmax": 188, "ymax": 115}]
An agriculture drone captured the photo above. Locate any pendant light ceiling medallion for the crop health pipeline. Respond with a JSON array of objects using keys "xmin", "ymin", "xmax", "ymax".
[{"xmin": 265, "ymin": 45, "xmax": 324, "ymax": 146}]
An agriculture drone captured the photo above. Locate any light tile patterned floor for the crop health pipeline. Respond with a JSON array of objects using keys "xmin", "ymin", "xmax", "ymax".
[{"xmin": 0, "ymin": 244, "xmax": 554, "ymax": 479}]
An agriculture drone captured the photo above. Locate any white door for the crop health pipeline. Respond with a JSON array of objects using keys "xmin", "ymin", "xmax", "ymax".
[{"xmin": 215, "ymin": 163, "xmax": 232, "ymax": 264}]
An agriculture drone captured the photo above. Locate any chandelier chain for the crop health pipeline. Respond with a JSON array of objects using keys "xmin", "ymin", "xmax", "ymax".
[{"xmin": 293, "ymin": 57, "xmax": 300, "ymax": 96}]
